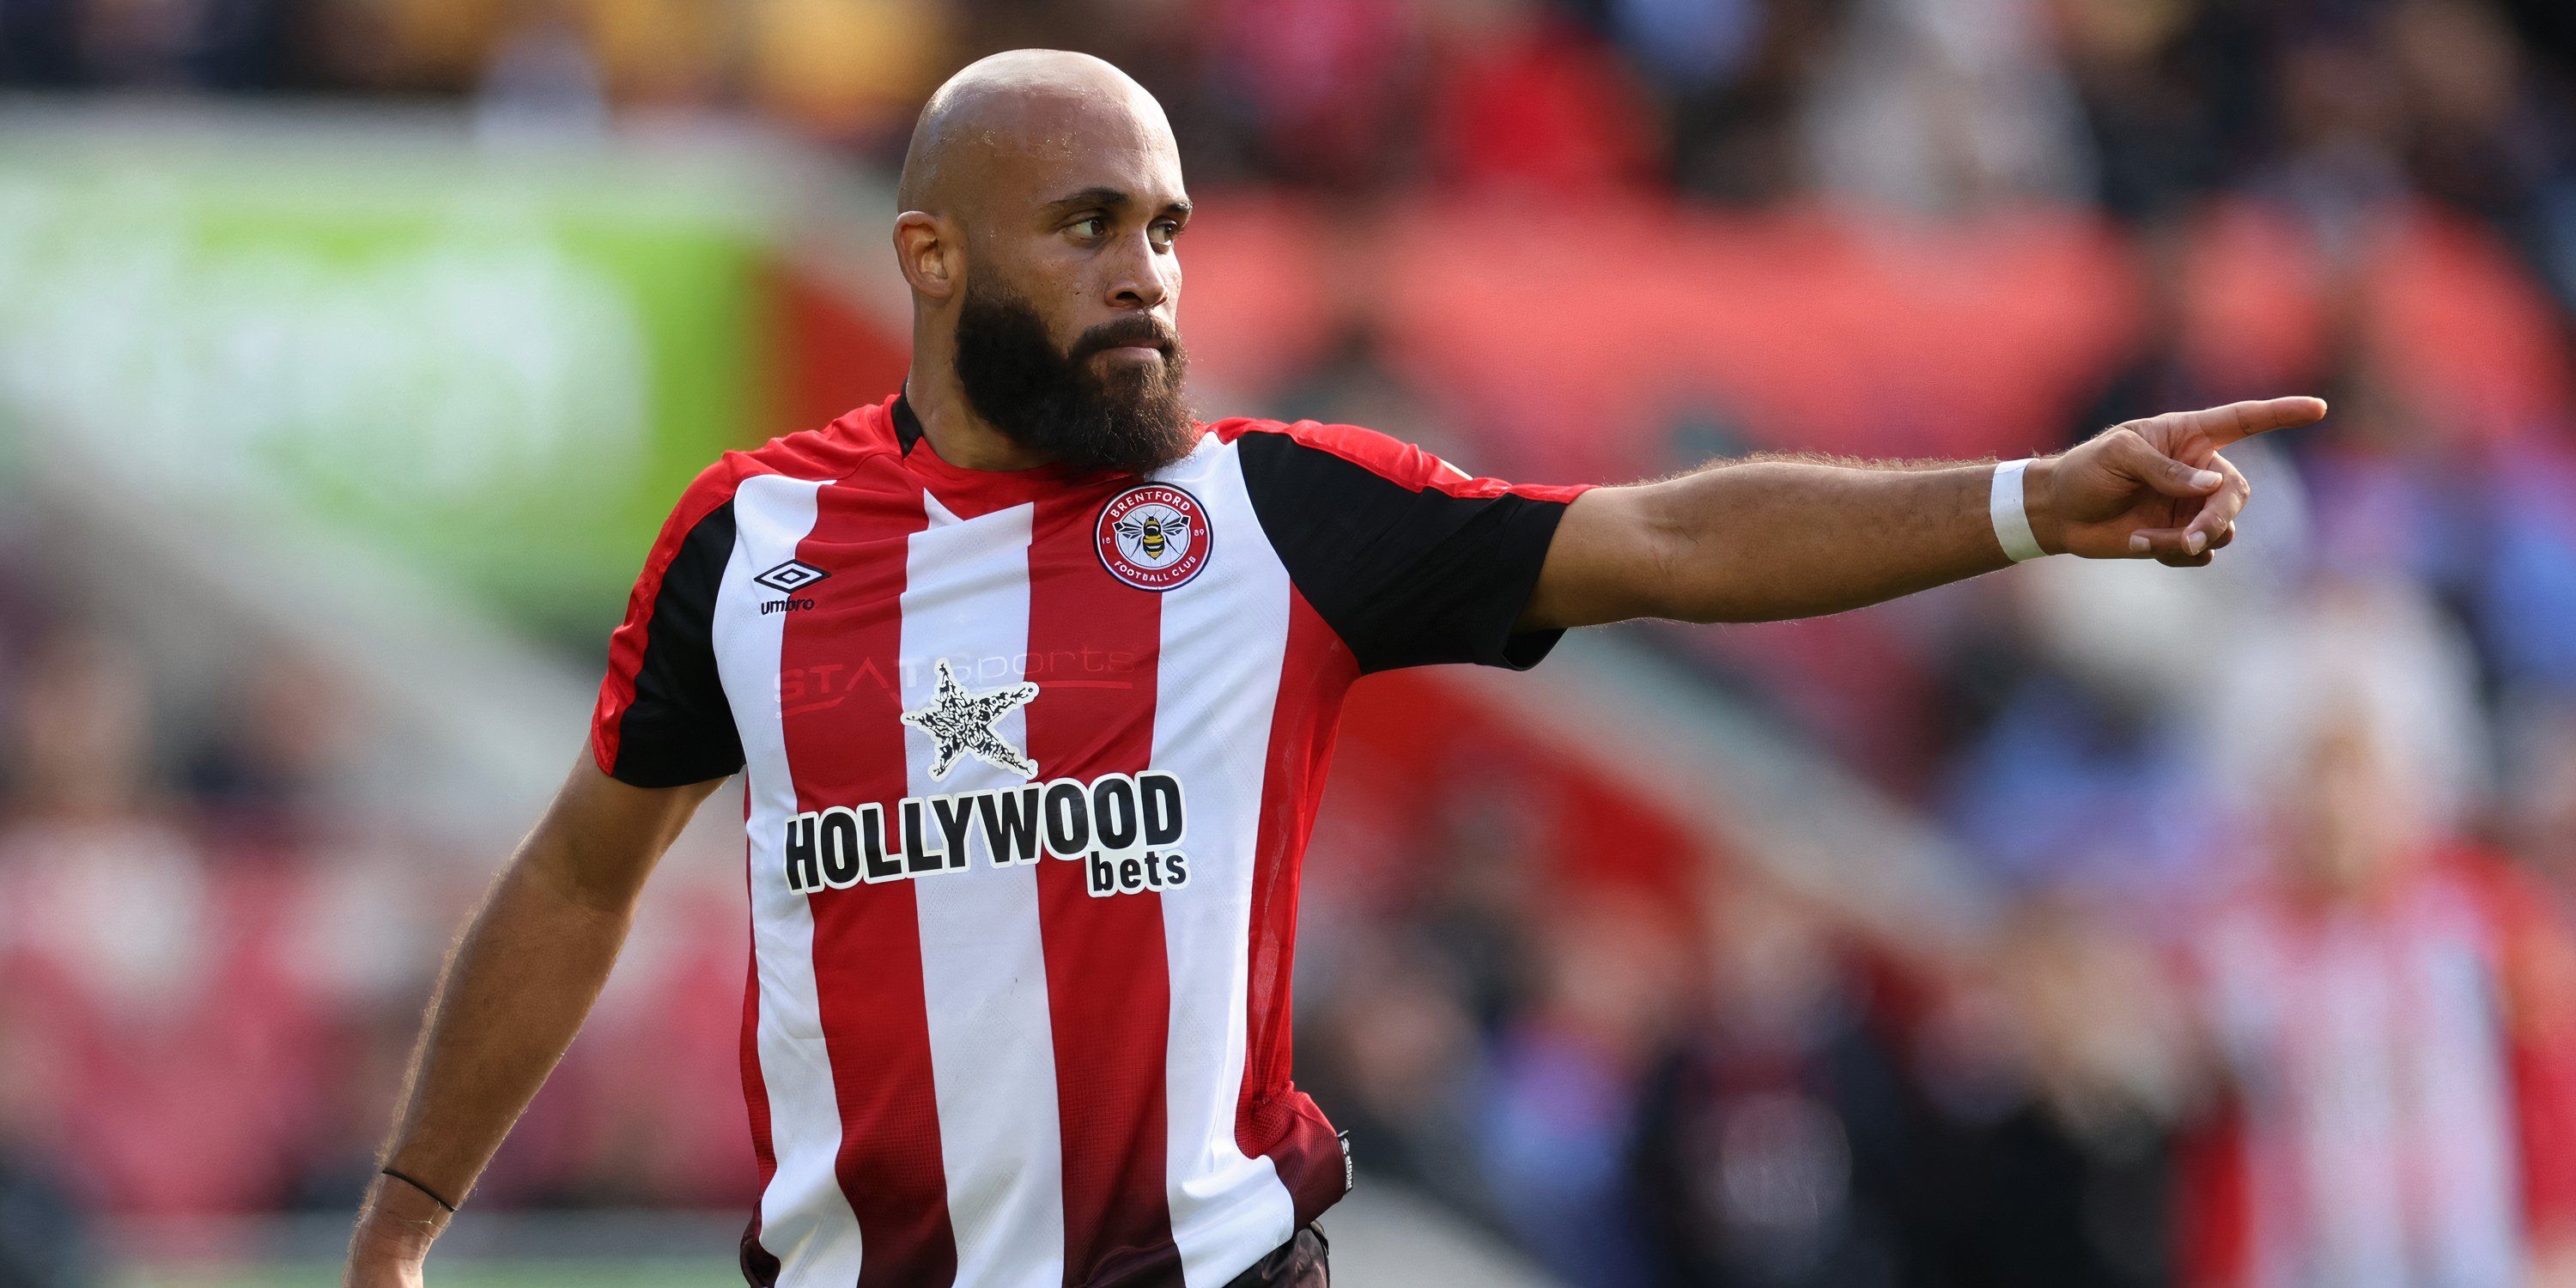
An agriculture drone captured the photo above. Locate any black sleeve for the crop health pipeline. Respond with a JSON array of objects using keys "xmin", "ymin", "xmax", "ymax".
[
  {"xmin": 1235, "ymin": 428, "xmax": 1581, "ymax": 674},
  {"xmin": 598, "ymin": 501, "xmax": 744, "ymax": 787}
]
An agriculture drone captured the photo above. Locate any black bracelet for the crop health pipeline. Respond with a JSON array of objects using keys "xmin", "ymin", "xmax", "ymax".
[{"xmin": 380, "ymin": 1167, "xmax": 459, "ymax": 1214}]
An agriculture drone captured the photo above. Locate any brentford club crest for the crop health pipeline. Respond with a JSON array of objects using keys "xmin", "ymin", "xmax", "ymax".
[{"xmin": 1096, "ymin": 483, "xmax": 1211, "ymax": 591}]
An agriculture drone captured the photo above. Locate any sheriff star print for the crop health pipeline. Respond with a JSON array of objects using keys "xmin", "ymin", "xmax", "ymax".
[{"xmin": 901, "ymin": 659, "xmax": 1040, "ymax": 780}]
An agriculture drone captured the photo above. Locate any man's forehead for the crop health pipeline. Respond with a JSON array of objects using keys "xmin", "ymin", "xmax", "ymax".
[
  {"xmin": 966, "ymin": 92, "xmax": 1182, "ymax": 208},
  {"xmin": 900, "ymin": 52, "xmax": 1183, "ymax": 216}
]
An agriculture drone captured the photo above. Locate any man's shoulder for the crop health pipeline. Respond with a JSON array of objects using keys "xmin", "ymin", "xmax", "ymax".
[
  {"xmin": 1204, "ymin": 417, "xmax": 1563, "ymax": 504},
  {"xmin": 1204, "ymin": 416, "xmax": 1457, "ymax": 490},
  {"xmin": 1205, "ymin": 415, "xmax": 1393, "ymax": 453},
  {"xmin": 673, "ymin": 402, "xmax": 902, "ymax": 515}
]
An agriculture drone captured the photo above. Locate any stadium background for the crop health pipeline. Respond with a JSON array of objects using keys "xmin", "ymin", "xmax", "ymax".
[{"xmin": 7, "ymin": 0, "xmax": 2576, "ymax": 1285}]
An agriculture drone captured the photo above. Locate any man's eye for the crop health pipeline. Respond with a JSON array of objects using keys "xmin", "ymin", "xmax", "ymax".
[
  {"xmin": 1150, "ymin": 222, "xmax": 1180, "ymax": 248},
  {"xmin": 1072, "ymin": 216, "xmax": 1106, "ymax": 238}
]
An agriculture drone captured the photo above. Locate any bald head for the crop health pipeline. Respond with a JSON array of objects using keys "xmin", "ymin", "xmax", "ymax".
[
  {"xmin": 888, "ymin": 51, "xmax": 1196, "ymax": 477},
  {"xmin": 896, "ymin": 50, "xmax": 1176, "ymax": 217}
]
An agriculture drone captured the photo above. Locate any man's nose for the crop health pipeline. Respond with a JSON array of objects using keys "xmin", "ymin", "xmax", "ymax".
[{"xmin": 1105, "ymin": 236, "xmax": 1174, "ymax": 311}]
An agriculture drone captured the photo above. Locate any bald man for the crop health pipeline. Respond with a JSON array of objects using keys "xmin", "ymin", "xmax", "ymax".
[{"xmin": 344, "ymin": 49, "xmax": 2324, "ymax": 1288}]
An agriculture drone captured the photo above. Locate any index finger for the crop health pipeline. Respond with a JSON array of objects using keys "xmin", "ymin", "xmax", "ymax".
[{"xmin": 2159, "ymin": 396, "xmax": 2330, "ymax": 447}]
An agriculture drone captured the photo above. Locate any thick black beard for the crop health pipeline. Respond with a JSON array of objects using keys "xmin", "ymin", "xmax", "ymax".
[{"xmin": 951, "ymin": 281, "xmax": 1196, "ymax": 476}]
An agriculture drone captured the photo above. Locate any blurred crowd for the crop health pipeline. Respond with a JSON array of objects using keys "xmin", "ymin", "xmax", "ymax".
[
  {"xmin": 1242, "ymin": 4, "xmax": 2576, "ymax": 1288},
  {"xmin": 11, "ymin": 2, "xmax": 2576, "ymax": 1287},
  {"xmin": 0, "ymin": 562, "xmax": 767, "ymax": 1285},
  {"xmin": 0, "ymin": 0, "xmax": 2565, "ymax": 229},
  {"xmin": 1291, "ymin": 581, "xmax": 2576, "ymax": 1287}
]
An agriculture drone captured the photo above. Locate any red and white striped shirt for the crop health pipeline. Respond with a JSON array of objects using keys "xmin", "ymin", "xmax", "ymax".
[{"xmin": 592, "ymin": 393, "xmax": 1587, "ymax": 1287}]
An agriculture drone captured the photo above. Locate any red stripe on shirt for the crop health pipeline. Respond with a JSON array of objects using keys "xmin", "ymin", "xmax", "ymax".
[
  {"xmin": 785, "ymin": 456, "xmax": 958, "ymax": 1288},
  {"xmin": 1024, "ymin": 486, "xmax": 1181, "ymax": 1286},
  {"xmin": 1238, "ymin": 587, "xmax": 1358, "ymax": 1224}
]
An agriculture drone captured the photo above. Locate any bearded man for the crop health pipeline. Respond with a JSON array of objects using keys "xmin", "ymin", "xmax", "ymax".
[{"xmin": 344, "ymin": 49, "xmax": 2322, "ymax": 1288}]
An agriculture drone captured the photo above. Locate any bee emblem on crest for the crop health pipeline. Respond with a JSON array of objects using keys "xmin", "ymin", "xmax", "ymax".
[
  {"xmin": 1115, "ymin": 511, "xmax": 1190, "ymax": 561},
  {"xmin": 1096, "ymin": 483, "xmax": 1212, "ymax": 592}
]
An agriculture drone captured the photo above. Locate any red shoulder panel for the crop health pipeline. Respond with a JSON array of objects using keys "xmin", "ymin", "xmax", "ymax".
[{"xmin": 1207, "ymin": 416, "xmax": 1591, "ymax": 505}]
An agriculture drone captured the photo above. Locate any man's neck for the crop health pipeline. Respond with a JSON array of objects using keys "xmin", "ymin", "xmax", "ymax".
[{"xmin": 901, "ymin": 368, "xmax": 1051, "ymax": 471}]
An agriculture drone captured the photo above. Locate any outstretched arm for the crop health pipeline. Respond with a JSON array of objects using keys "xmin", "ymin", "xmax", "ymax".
[
  {"xmin": 1521, "ymin": 398, "xmax": 2326, "ymax": 629},
  {"xmin": 343, "ymin": 755, "xmax": 723, "ymax": 1287}
]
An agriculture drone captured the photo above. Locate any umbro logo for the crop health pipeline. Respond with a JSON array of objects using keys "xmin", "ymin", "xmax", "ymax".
[
  {"xmin": 756, "ymin": 560, "xmax": 829, "ymax": 593},
  {"xmin": 755, "ymin": 559, "xmax": 828, "ymax": 614}
]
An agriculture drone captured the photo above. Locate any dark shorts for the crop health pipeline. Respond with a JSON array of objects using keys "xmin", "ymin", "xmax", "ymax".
[
  {"xmin": 1222, "ymin": 1223, "xmax": 1328, "ymax": 1288},
  {"xmin": 744, "ymin": 1221, "xmax": 1328, "ymax": 1287}
]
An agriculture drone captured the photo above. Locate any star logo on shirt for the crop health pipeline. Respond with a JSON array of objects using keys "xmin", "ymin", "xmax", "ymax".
[{"xmin": 901, "ymin": 659, "xmax": 1040, "ymax": 781}]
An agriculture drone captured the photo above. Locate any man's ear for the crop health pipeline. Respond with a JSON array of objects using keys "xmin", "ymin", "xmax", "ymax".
[{"xmin": 894, "ymin": 211, "xmax": 958, "ymax": 301}]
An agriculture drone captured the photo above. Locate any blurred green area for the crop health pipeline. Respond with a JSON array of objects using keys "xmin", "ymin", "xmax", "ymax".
[{"xmin": 0, "ymin": 129, "xmax": 776, "ymax": 642}]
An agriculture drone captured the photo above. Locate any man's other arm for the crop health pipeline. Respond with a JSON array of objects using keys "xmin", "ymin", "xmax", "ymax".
[
  {"xmin": 343, "ymin": 756, "xmax": 725, "ymax": 1288},
  {"xmin": 1522, "ymin": 398, "xmax": 2327, "ymax": 629}
]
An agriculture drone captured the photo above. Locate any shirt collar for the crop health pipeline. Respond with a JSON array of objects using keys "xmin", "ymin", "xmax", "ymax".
[{"xmin": 890, "ymin": 389, "xmax": 926, "ymax": 456}]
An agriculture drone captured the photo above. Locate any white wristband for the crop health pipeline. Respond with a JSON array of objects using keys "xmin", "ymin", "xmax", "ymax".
[{"xmin": 1990, "ymin": 459, "xmax": 2046, "ymax": 562}]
